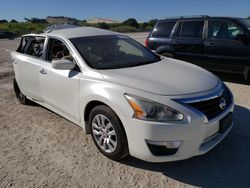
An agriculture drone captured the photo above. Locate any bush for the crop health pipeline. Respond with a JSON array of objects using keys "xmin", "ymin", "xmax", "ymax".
[
  {"xmin": 145, "ymin": 25, "xmax": 153, "ymax": 31},
  {"xmin": 0, "ymin": 23, "xmax": 48, "ymax": 36},
  {"xmin": 110, "ymin": 26, "xmax": 138, "ymax": 33},
  {"xmin": 97, "ymin": 22, "xmax": 110, "ymax": 29},
  {"xmin": 139, "ymin": 22, "xmax": 148, "ymax": 29}
]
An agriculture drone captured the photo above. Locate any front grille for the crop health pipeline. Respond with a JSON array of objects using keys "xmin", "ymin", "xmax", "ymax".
[{"xmin": 186, "ymin": 88, "xmax": 232, "ymax": 121}]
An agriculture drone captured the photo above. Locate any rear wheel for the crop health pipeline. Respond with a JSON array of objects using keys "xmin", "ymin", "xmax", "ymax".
[
  {"xmin": 89, "ymin": 105, "xmax": 128, "ymax": 161},
  {"xmin": 13, "ymin": 78, "xmax": 27, "ymax": 105},
  {"xmin": 243, "ymin": 66, "xmax": 250, "ymax": 81}
]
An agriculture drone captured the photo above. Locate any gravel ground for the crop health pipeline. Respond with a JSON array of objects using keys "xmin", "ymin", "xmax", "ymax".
[{"xmin": 0, "ymin": 34, "xmax": 249, "ymax": 188}]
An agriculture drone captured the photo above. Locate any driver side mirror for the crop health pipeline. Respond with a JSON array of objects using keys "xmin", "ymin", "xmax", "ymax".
[{"xmin": 52, "ymin": 59, "xmax": 75, "ymax": 70}]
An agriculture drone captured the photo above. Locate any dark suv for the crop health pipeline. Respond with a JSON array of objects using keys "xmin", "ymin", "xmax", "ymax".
[
  {"xmin": 146, "ymin": 16, "xmax": 250, "ymax": 80},
  {"xmin": 0, "ymin": 31, "xmax": 17, "ymax": 39}
]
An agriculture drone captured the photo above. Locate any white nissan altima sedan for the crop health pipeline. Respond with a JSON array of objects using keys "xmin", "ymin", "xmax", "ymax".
[{"xmin": 11, "ymin": 26, "xmax": 234, "ymax": 162}]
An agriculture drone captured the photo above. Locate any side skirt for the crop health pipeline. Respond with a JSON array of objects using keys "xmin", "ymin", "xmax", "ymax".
[{"xmin": 27, "ymin": 96, "xmax": 85, "ymax": 131}]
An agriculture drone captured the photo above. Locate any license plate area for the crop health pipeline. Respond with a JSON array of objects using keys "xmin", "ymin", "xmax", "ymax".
[{"xmin": 219, "ymin": 112, "xmax": 233, "ymax": 134}]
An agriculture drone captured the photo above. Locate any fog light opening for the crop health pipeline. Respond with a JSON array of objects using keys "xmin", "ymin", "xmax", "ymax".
[
  {"xmin": 146, "ymin": 140, "xmax": 182, "ymax": 156},
  {"xmin": 146, "ymin": 140, "xmax": 182, "ymax": 148}
]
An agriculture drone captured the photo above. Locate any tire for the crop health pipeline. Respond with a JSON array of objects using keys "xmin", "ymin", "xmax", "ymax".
[
  {"xmin": 160, "ymin": 52, "xmax": 174, "ymax": 58},
  {"xmin": 89, "ymin": 105, "xmax": 129, "ymax": 161},
  {"xmin": 13, "ymin": 78, "xmax": 27, "ymax": 105}
]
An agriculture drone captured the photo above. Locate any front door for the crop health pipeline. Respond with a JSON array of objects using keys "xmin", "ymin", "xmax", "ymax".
[
  {"xmin": 39, "ymin": 38, "xmax": 81, "ymax": 122},
  {"xmin": 204, "ymin": 19, "xmax": 250, "ymax": 68}
]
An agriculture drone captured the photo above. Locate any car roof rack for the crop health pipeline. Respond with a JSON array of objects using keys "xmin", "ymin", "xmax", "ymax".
[
  {"xmin": 43, "ymin": 24, "xmax": 80, "ymax": 33},
  {"xmin": 163, "ymin": 15, "xmax": 209, "ymax": 19}
]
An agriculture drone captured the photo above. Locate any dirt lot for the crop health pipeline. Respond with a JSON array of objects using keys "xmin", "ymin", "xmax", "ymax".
[{"xmin": 0, "ymin": 34, "xmax": 250, "ymax": 188}]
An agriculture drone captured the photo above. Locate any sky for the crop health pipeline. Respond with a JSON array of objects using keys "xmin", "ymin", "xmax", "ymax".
[{"xmin": 0, "ymin": 0, "xmax": 250, "ymax": 22}]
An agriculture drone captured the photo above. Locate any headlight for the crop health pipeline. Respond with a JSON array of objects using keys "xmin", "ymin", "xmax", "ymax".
[{"xmin": 124, "ymin": 94, "xmax": 183, "ymax": 122}]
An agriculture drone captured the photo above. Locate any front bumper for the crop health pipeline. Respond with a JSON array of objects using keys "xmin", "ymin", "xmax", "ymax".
[{"xmin": 126, "ymin": 103, "xmax": 234, "ymax": 163}]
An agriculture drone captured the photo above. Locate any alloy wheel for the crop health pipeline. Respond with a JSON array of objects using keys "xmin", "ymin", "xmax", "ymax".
[{"xmin": 92, "ymin": 114, "xmax": 117, "ymax": 153}]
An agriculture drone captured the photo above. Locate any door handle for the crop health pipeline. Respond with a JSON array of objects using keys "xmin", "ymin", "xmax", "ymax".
[
  {"xmin": 172, "ymin": 40, "xmax": 179, "ymax": 44},
  {"xmin": 12, "ymin": 58, "xmax": 17, "ymax": 64},
  {"xmin": 207, "ymin": 42, "xmax": 215, "ymax": 47},
  {"xmin": 40, "ymin": 69, "xmax": 47, "ymax": 75}
]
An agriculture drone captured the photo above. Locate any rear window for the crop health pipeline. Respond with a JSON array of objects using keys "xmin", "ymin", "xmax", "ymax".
[
  {"xmin": 175, "ymin": 21, "xmax": 204, "ymax": 38},
  {"xmin": 151, "ymin": 21, "xmax": 175, "ymax": 38},
  {"xmin": 17, "ymin": 36, "xmax": 45, "ymax": 58}
]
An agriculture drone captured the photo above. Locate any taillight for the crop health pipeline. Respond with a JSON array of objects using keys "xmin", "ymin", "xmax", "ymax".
[{"xmin": 145, "ymin": 38, "xmax": 149, "ymax": 47}]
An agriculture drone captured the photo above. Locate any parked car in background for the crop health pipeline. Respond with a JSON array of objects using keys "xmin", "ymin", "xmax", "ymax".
[
  {"xmin": 146, "ymin": 16, "xmax": 250, "ymax": 81},
  {"xmin": 0, "ymin": 31, "xmax": 17, "ymax": 39},
  {"xmin": 11, "ymin": 27, "xmax": 234, "ymax": 162}
]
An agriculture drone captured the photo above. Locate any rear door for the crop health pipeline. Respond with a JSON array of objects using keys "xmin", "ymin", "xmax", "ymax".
[
  {"xmin": 148, "ymin": 20, "xmax": 176, "ymax": 51},
  {"xmin": 39, "ymin": 37, "xmax": 81, "ymax": 122},
  {"xmin": 172, "ymin": 19, "xmax": 205, "ymax": 64},
  {"xmin": 204, "ymin": 19, "xmax": 250, "ymax": 69},
  {"xmin": 11, "ymin": 36, "xmax": 45, "ymax": 101}
]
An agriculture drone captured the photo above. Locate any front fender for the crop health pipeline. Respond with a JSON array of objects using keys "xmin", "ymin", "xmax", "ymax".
[
  {"xmin": 79, "ymin": 79, "xmax": 157, "ymax": 154},
  {"xmin": 79, "ymin": 79, "xmax": 134, "ymax": 131},
  {"xmin": 155, "ymin": 45, "xmax": 174, "ymax": 54}
]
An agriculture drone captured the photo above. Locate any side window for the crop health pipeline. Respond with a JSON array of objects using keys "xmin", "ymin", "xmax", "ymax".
[
  {"xmin": 17, "ymin": 36, "xmax": 45, "ymax": 58},
  {"xmin": 152, "ymin": 21, "xmax": 176, "ymax": 38},
  {"xmin": 180, "ymin": 21, "xmax": 204, "ymax": 38},
  {"xmin": 208, "ymin": 20, "xmax": 244, "ymax": 40},
  {"xmin": 117, "ymin": 40, "xmax": 143, "ymax": 56},
  {"xmin": 47, "ymin": 38, "xmax": 73, "ymax": 62},
  {"xmin": 17, "ymin": 37, "xmax": 26, "ymax": 53},
  {"xmin": 47, "ymin": 38, "xmax": 81, "ymax": 72}
]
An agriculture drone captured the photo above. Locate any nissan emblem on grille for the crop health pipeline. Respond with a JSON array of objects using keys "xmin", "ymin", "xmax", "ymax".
[{"xmin": 219, "ymin": 97, "xmax": 226, "ymax": 110}]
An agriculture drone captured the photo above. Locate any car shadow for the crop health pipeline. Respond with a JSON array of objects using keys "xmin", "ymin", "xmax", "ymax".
[{"xmin": 121, "ymin": 105, "xmax": 250, "ymax": 188}]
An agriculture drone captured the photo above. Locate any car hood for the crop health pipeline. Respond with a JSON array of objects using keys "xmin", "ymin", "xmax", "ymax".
[{"xmin": 99, "ymin": 58, "xmax": 219, "ymax": 95}]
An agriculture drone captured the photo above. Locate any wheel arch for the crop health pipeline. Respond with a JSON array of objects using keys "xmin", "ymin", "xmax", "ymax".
[
  {"xmin": 83, "ymin": 99, "xmax": 127, "ymax": 140},
  {"xmin": 155, "ymin": 45, "xmax": 175, "ymax": 57},
  {"xmin": 84, "ymin": 100, "xmax": 106, "ymax": 133}
]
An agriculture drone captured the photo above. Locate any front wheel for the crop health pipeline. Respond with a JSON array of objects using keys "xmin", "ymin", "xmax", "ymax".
[
  {"xmin": 13, "ymin": 78, "xmax": 27, "ymax": 104},
  {"xmin": 160, "ymin": 52, "xmax": 174, "ymax": 58},
  {"xmin": 89, "ymin": 105, "xmax": 129, "ymax": 161}
]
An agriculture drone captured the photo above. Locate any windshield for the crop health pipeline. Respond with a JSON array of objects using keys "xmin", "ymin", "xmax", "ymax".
[
  {"xmin": 239, "ymin": 19, "xmax": 250, "ymax": 31},
  {"xmin": 70, "ymin": 35, "xmax": 160, "ymax": 69}
]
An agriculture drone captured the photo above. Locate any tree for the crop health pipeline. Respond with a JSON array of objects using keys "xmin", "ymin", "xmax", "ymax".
[
  {"xmin": 147, "ymin": 19, "xmax": 158, "ymax": 27},
  {"xmin": 10, "ymin": 19, "xmax": 19, "ymax": 23},
  {"xmin": 123, "ymin": 18, "xmax": 139, "ymax": 28},
  {"xmin": 140, "ymin": 22, "xmax": 148, "ymax": 29},
  {"xmin": 0, "ymin": 19, "xmax": 8, "ymax": 23}
]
